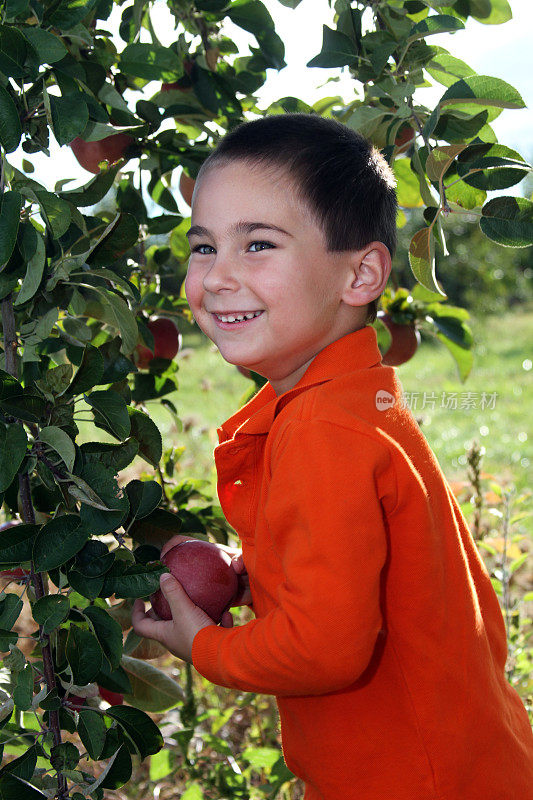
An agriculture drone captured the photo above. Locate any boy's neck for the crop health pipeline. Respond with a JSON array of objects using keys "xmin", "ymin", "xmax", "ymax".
[{"xmin": 269, "ymin": 324, "xmax": 367, "ymax": 396}]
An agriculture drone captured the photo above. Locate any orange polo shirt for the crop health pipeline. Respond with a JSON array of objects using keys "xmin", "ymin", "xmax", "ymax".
[{"xmin": 192, "ymin": 326, "xmax": 533, "ymax": 799}]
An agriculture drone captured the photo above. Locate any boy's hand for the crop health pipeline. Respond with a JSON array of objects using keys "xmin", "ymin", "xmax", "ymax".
[
  {"xmin": 132, "ymin": 573, "xmax": 229, "ymax": 663},
  {"xmin": 159, "ymin": 534, "xmax": 252, "ymax": 607}
]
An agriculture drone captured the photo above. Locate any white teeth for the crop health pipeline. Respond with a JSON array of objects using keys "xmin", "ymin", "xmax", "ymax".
[{"xmin": 215, "ymin": 311, "xmax": 262, "ymax": 323}]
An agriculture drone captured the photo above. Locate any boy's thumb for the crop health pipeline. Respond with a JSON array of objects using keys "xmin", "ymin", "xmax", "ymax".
[{"xmin": 159, "ymin": 572, "xmax": 190, "ymax": 608}]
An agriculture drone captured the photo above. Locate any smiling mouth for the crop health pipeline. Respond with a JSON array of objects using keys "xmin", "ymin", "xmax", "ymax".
[{"xmin": 212, "ymin": 311, "xmax": 263, "ymax": 323}]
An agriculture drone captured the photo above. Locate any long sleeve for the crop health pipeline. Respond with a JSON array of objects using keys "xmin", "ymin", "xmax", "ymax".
[{"xmin": 192, "ymin": 419, "xmax": 395, "ymax": 697}]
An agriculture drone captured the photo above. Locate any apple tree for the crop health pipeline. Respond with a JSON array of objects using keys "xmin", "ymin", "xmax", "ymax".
[{"xmin": 0, "ymin": 0, "xmax": 531, "ymax": 797}]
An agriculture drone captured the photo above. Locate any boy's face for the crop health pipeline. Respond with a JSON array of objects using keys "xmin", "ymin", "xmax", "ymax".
[{"xmin": 185, "ymin": 160, "xmax": 367, "ymax": 395}]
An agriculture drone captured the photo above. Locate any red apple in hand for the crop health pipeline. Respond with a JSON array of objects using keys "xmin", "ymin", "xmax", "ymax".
[
  {"xmin": 378, "ymin": 311, "xmax": 420, "ymax": 367},
  {"xmin": 150, "ymin": 540, "xmax": 239, "ymax": 623},
  {"xmin": 135, "ymin": 318, "xmax": 182, "ymax": 369},
  {"xmin": 70, "ymin": 133, "xmax": 134, "ymax": 174}
]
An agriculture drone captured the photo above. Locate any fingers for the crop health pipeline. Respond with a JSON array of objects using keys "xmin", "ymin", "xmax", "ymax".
[
  {"xmin": 231, "ymin": 553, "xmax": 245, "ymax": 574},
  {"xmin": 131, "ymin": 598, "xmax": 166, "ymax": 641},
  {"xmin": 220, "ymin": 610, "xmax": 234, "ymax": 628},
  {"xmin": 159, "ymin": 573, "xmax": 215, "ymax": 627}
]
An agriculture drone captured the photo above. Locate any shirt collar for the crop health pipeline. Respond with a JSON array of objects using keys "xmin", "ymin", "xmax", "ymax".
[{"xmin": 217, "ymin": 325, "xmax": 382, "ymax": 441}]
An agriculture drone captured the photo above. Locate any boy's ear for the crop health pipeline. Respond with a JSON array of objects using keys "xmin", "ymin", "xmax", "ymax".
[{"xmin": 341, "ymin": 242, "xmax": 391, "ymax": 308}]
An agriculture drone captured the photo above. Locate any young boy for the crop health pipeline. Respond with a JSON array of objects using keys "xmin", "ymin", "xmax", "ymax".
[{"xmin": 132, "ymin": 114, "xmax": 533, "ymax": 799}]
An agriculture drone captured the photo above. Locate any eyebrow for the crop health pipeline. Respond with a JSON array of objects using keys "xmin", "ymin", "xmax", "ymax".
[{"xmin": 186, "ymin": 221, "xmax": 292, "ymax": 240}]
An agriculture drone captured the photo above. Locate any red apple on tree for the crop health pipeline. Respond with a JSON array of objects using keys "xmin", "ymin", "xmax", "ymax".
[
  {"xmin": 70, "ymin": 133, "xmax": 134, "ymax": 174},
  {"xmin": 98, "ymin": 686, "xmax": 124, "ymax": 705},
  {"xmin": 150, "ymin": 539, "xmax": 239, "ymax": 623},
  {"xmin": 135, "ymin": 318, "xmax": 182, "ymax": 369},
  {"xmin": 378, "ymin": 311, "xmax": 420, "ymax": 367},
  {"xmin": 179, "ymin": 171, "xmax": 196, "ymax": 207},
  {"xmin": 394, "ymin": 123, "xmax": 415, "ymax": 153},
  {"xmin": 0, "ymin": 520, "xmax": 30, "ymax": 580}
]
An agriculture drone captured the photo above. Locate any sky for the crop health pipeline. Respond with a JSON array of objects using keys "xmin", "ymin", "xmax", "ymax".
[{"xmin": 10, "ymin": 0, "xmax": 532, "ymax": 195}]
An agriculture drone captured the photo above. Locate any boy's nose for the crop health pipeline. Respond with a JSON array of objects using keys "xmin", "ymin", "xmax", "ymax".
[{"xmin": 202, "ymin": 255, "xmax": 240, "ymax": 293}]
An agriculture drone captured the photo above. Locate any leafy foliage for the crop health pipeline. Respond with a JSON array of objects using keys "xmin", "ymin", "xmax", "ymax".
[{"xmin": 0, "ymin": 0, "xmax": 531, "ymax": 796}]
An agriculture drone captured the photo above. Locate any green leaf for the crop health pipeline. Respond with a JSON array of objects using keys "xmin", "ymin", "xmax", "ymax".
[
  {"xmin": 97, "ymin": 660, "xmax": 132, "ymax": 695},
  {"xmin": 77, "ymin": 463, "xmax": 129, "ymax": 535},
  {"xmin": 77, "ymin": 708, "xmax": 106, "ymax": 760},
  {"xmin": 50, "ymin": 741, "xmax": 80, "ymax": 771},
  {"xmin": 49, "ymin": 94, "xmax": 89, "ymax": 146},
  {"xmin": 393, "ymin": 159, "xmax": 424, "ymax": 208},
  {"xmin": 106, "ymin": 705, "xmax": 164, "ymax": 758},
  {"xmin": 0, "ymin": 423, "xmax": 27, "ymax": 492},
  {"xmin": 439, "ymin": 76, "xmax": 525, "ymax": 110},
  {"xmin": 408, "ymin": 14, "xmax": 464, "ymax": 42},
  {"xmin": 457, "ymin": 143, "xmax": 530, "ymax": 190},
  {"xmin": 0, "ymin": 25, "xmax": 27, "ymax": 78},
  {"xmin": 46, "ymin": 0, "xmax": 99, "ymax": 30},
  {"xmin": 79, "ymin": 439, "xmax": 138, "ymax": 472},
  {"xmin": 119, "ymin": 43, "xmax": 182, "ymax": 82},
  {"xmin": 409, "ymin": 227, "xmax": 444, "ymax": 295},
  {"xmin": 427, "ymin": 51, "xmax": 475, "ymax": 88},
  {"xmin": 0, "ymin": 86, "xmax": 21, "ymax": 153},
  {"xmin": 14, "ymin": 228, "xmax": 45, "ymax": 307},
  {"xmin": 74, "ymin": 540, "xmax": 115, "ymax": 578},
  {"xmin": 59, "ymin": 166, "xmax": 119, "ymax": 208},
  {"xmin": 0, "ymin": 629, "xmax": 18, "ymax": 651},
  {"xmin": 227, "ymin": 0, "xmax": 275, "ymax": 35},
  {"xmin": 38, "ymin": 426, "xmax": 76, "ymax": 472},
  {"xmin": 0, "ymin": 594, "xmax": 23, "ymax": 630},
  {"xmin": 32, "ymin": 595, "xmax": 70, "ymax": 634},
  {"xmin": 425, "ymin": 144, "xmax": 467, "ymax": 182},
  {"xmin": 0, "ymin": 524, "xmax": 39, "ymax": 565},
  {"xmin": 129, "ymin": 508, "xmax": 182, "ymax": 549},
  {"xmin": 307, "ymin": 25, "xmax": 357, "ymax": 68},
  {"xmin": 83, "ymin": 605, "xmax": 123, "ymax": 669},
  {"xmin": 242, "ymin": 745, "xmax": 280, "ymax": 770},
  {"xmin": 121, "ymin": 656, "xmax": 184, "ymax": 712},
  {"xmin": 128, "ymin": 408, "xmax": 162, "ymax": 468},
  {"xmin": 0, "ymin": 191, "xmax": 22, "ymax": 268},
  {"xmin": 64, "ymin": 344, "xmax": 105, "ymax": 397},
  {"xmin": 125, "ymin": 480, "xmax": 163, "ymax": 523},
  {"xmin": 0, "ymin": 772, "xmax": 47, "ymax": 799},
  {"xmin": 21, "ymin": 27, "xmax": 67, "ymax": 64},
  {"xmin": 67, "ymin": 569, "xmax": 104, "ymax": 601},
  {"xmin": 102, "ymin": 562, "xmax": 166, "ymax": 599},
  {"xmin": 92, "ymin": 744, "xmax": 132, "ymax": 792},
  {"xmin": 480, "ymin": 196, "xmax": 533, "ymax": 247},
  {"xmin": 94, "ymin": 291, "xmax": 139, "ymax": 356},
  {"xmin": 0, "ymin": 743, "xmax": 38, "ymax": 782},
  {"xmin": 33, "ymin": 190, "xmax": 71, "ymax": 238},
  {"xmin": 88, "ymin": 213, "xmax": 138, "ymax": 265},
  {"xmin": 428, "ymin": 314, "xmax": 473, "ymax": 348},
  {"xmin": 66, "ymin": 626, "xmax": 104, "ymax": 685},
  {"xmin": 13, "ymin": 664, "xmax": 33, "ymax": 710},
  {"xmin": 148, "ymin": 177, "xmax": 179, "ymax": 214},
  {"xmin": 86, "ymin": 389, "xmax": 131, "ymax": 440},
  {"xmin": 435, "ymin": 331, "xmax": 473, "ymax": 381},
  {"xmin": 472, "ymin": 0, "xmax": 512, "ymax": 24},
  {"xmin": 33, "ymin": 515, "xmax": 89, "ymax": 571}
]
